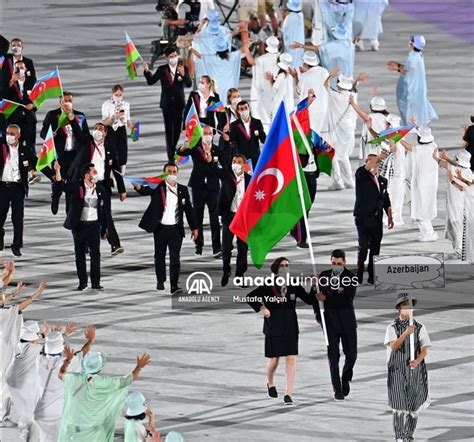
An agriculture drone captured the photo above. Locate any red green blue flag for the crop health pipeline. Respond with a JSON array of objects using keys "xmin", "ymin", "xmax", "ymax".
[
  {"xmin": 36, "ymin": 126, "xmax": 57, "ymax": 171},
  {"xmin": 131, "ymin": 122, "xmax": 140, "ymax": 142},
  {"xmin": 206, "ymin": 101, "xmax": 226, "ymax": 112},
  {"xmin": 369, "ymin": 124, "xmax": 415, "ymax": 144},
  {"xmin": 230, "ymin": 101, "xmax": 311, "ymax": 268},
  {"xmin": 57, "ymin": 111, "xmax": 85, "ymax": 130},
  {"xmin": 290, "ymin": 97, "xmax": 312, "ymax": 154},
  {"xmin": 0, "ymin": 99, "xmax": 21, "ymax": 118},
  {"xmin": 29, "ymin": 67, "xmax": 62, "ymax": 110},
  {"xmin": 312, "ymin": 130, "xmax": 334, "ymax": 176},
  {"xmin": 174, "ymin": 154, "xmax": 191, "ymax": 165},
  {"xmin": 125, "ymin": 32, "xmax": 141, "ymax": 80},
  {"xmin": 123, "ymin": 173, "xmax": 169, "ymax": 189},
  {"xmin": 185, "ymin": 101, "xmax": 203, "ymax": 149},
  {"xmin": 0, "ymin": 56, "xmax": 4, "ymax": 73}
]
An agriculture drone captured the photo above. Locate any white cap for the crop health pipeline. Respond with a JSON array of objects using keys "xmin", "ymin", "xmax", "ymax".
[
  {"xmin": 386, "ymin": 113, "xmax": 402, "ymax": 128},
  {"xmin": 45, "ymin": 331, "xmax": 64, "ymax": 355},
  {"xmin": 417, "ymin": 126, "xmax": 434, "ymax": 143},
  {"xmin": 337, "ymin": 75, "xmax": 353, "ymax": 91},
  {"xmin": 20, "ymin": 320, "xmax": 40, "ymax": 342},
  {"xmin": 277, "ymin": 53, "xmax": 293, "ymax": 71},
  {"xmin": 456, "ymin": 149, "xmax": 471, "ymax": 168},
  {"xmin": 265, "ymin": 36, "xmax": 279, "ymax": 54},
  {"xmin": 303, "ymin": 51, "xmax": 319, "ymax": 67},
  {"xmin": 370, "ymin": 96, "xmax": 386, "ymax": 111}
]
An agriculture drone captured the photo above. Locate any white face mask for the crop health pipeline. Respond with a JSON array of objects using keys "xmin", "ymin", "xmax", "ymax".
[
  {"xmin": 12, "ymin": 46, "xmax": 22, "ymax": 55},
  {"xmin": 231, "ymin": 97, "xmax": 241, "ymax": 106},
  {"xmin": 92, "ymin": 174, "xmax": 100, "ymax": 183},
  {"xmin": 202, "ymin": 135, "xmax": 213, "ymax": 145},
  {"xmin": 18, "ymin": 69, "xmax": 26, "ymax": 78},
  {"xmin": 240, "ymin": 110, "xmax": 250, "ymax": 120},
  {"xmin": 169, "ymin": 57, "xmax": 179, "ymax": 67},
  {"xmin": 231, "ymin": 163, "xmax": 242, "ymax": 174},
  {"xmin": 198, "ymin": 83, "xmax": 207, "ymax": 93},
  {"xmin": 331, "ymin": 264, "xmax": 344, "ymax": 275},
  {"xmin": 6, "ymin": 135, "xmax": 17, "ymax": 146},
  {"xmin": 112, "ymin": 95, "xmax": 123, "ymax": 103},
  {"xmin": 166, "ymin": 174, "xmax": 178, "ymax": 185},
  {"xmin": 93, "ymin": 130, "xmax": 103, "ymax": 141},
  {"xmin": 278, "ymin": 266, "xmax": 290, "ymax": 277}
]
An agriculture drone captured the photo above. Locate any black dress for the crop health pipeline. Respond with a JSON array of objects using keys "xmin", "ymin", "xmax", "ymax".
[{"xmin": 247, "ymin": 285, "xmax": 315, "ymax": 358}]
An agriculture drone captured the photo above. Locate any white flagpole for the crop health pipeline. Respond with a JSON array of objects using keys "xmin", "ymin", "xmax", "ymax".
[
  {"xmin": 284, "ymin": 101, "xmax": 329, "ymax": 347},
  {"xmin": 409, "ymin": 298, "xmax": 415, "ymax": 366}
]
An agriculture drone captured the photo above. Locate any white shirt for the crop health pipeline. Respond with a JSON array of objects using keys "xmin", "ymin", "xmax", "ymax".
[
  {"xmin": 198, "ymin": 91, "xmax": 215, "ymax": 118},
  {"xmin": 80, "ymin": 184, "xmax": 98, "ymax": 222},
  {"xmin": 169, "ymin": 63, "xmax": 177, "ymax": 81},
  {"xmin": 161, "ymin": 183, "xmax": 179, "ymax": 225},
  {"xmin": 92, "ymin": 142, "xmax": 105, "ymax": 182},
  {"xmin": 1, "ymin": 145, "xmax": 21, "ymax": 183},
  {"xmin": 64, "ymin": 124, "xmax": 74, "ymax": 151},
  {"xmin": 384, "ymin": 321, "xmax": 432, "ymax": 363},
  {"xmin": 101, "ymin": 99, "xmax": 131, "ymax": 131},
  {"xmin": 231, "ymin": 173, "xmax": 245, "ymax": 213},
  {"xmin": 242, "ymin": 119, "xmax": 251, "ymax": 137}
]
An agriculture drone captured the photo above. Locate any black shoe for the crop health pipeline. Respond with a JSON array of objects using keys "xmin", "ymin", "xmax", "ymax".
[
  {"xmin": 156, "ymin": 282, "xmax": 165, "ymax": 291},
  {"xmin": 171, "ymin": 286, "xmax": 183, "ymax": 295},
  {"xmin": 342, "ymin": 380, "xmax": 350, "ymax": 397},
  {"xmin": 296, "ymin": 242, "xmax": 309, "ymax": 249},
  {"xmin": 194, "ymin": 249, "xmax": 203, "ymax": 256},
  {"xmin": 213, "ymin": 251, "xmax": 222, "ymax": 259},
  {"xmin": 267, "ymin": 384, "xmax": 278, "ymax": 398},
  {"xmin": 76, "ymin": 283, "xmax": 88, "ymax": 291},
  {"xmin": 221, "ymin": 272, "xmax": 230, "ymax": 287},
  {"xmin": 334, "ymin": 390, "xmax": 345, "ymax": 401},
  {"xmin": 11, "ymin": 246, "xmax": 21, "ymax": 257},
  {"xmin": 91, "ymin": 285, "xmax": 104, "ymax": 291},
  {"xmin": 283, "ymin": 395, "xmax": 293, "ymax": 405},
  {"xmin": 367, "ymin": 277, "xmax": 374, "ymax": 285},
  {"xmin": 51, "ymin": 198, "xmax": 59, "ymax": 215},
  {"xmin": 111, "ymin": 246, "xmax": 124, "ymax": 256}
]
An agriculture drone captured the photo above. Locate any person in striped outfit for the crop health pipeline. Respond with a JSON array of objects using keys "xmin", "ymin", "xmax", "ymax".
[{"xmin": 384, "ymin": 293, "xmax": 431, "ymax": 442}]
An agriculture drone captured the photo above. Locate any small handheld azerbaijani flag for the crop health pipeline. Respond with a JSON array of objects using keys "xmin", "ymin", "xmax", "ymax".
[
  {"xmin": 125, "ymin": 32, "xmax": 142, "ymax": 80},
  {"xmin": 185, "ymin": 101, "xmax": 203, "ymax": 149},
  {"xmin": 0, "ymin": 99, "xmax": 20, "ymax": 118},
  {"xmin": 36, "ymin": 126, "xmax": 57, "ymax": 171},
  {"xmin": 131, "ymin": 122, "xmax": 140, "ymax": 142},
  {"xmin": 368, "ymin": 124, "xmax": 415, "ymax": 144},
  {"xmin": 312, "ymin": 130, "xmax": 334, "ymax": 176},
  {"xmin": 0, "ymin": 56, "xmax": 4, "ymax": 73},
  {"xmin": 29, "ymin": 67, "xmax": 62, "ymax": 110},
  {"xmin": 57, "ymin": 111, "xmax": 86, "ymax": 130},
  {"xmin": 124, "ymin": 173, "xmax": 169, "ymax": 189},
  {"xmin": 174, "ymin": 154, "xmax": 190, "ymax": 165},
  {"xmin": 206, "ymin": 101, "xmax": 226, "ymax": 112}
]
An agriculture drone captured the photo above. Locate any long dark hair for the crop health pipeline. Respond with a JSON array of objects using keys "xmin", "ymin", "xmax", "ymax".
[{"xmin": 270, "ymin": 257, "xmax": 289, "ymax": 275}]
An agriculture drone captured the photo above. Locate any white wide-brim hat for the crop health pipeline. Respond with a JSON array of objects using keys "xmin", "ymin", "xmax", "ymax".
[
  {"xmin": 332, "ymin": 24, "xmax": 348, "ymax": 40},
  {"xmin": 20, "ymin": 320, "xmax": 40, "ymax": 342},
  {"xmin": 386, "ymin": 113, "xmax": 402, "ymax": 127},
  {"xmin": 208, "ymin": 20, "xmax": 220, "ymax": 35},
  {"xmin": 337, "ymin": 75, "xmax": 353, "ymax": 91},
  {"xmin": 215, "ymin": 39, "xmax": 229, "ymax": 52},
  {"xmin": 412, "ymin": 35, "xmax": 426, "ymax": 50},
  {"xmin": 303, "ymin": 50, "xmax": 319, "ymax": 66},
  {"xmin": 277, "ymin": 52, "xmax": 293, "ymax": 71},
  {"xmin": 456, "ymin": 149, "xmax": 471, "ymax": 168},
  {"xmin": 45, "ymin": 331, "xmax": 64, "ymax": 355},
  {"xmin": 82, "ymin": 350, "xmax": 106, "ymax": 374},
  {"xmin": 417, "ymin": 126, "xmax": 434, "ymax": 143},
  {"xmin": 287, "ymin": 0, "xmax": 302, "ymax": 12},
  {"xmin": 206, "ymin": 9, "xmax": 219, "ymax": 21},
  {"xmin": 265, "ymin": 36, "xmax": 279, "ymax": 54},
  {"xmin": 370, "ymin": 96, "xmax": 387, "ymax": 111},
  {"xmin": 165, "ymin": 432, "xmax": 185, "ymax": 442},
  {"xmin": 126, "ymin": 391, "xmax": 147, "ymax": 416}
]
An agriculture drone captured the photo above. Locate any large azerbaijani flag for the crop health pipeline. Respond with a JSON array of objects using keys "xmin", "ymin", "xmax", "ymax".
[
  {"xmin": 29, "ymin": 67, "xmax": 62, "ymax": 110},
  {"xmin": 368, "ymin": 124, "xmax": 415, "ymax": 144},
  {"xmin": 184, "ymin": 101, "xmax": 203, "ymax": 149},
  {"xmin": 125, "ymin": 32, "xmax": 141, "ymax": 80},
  {"xmin": 0, "ymin": 99, "xmax": 21, "ymax": 118},
  {"xmin": 36, "ymin": 126, "xmax": 57, "ymax": 171},
  {"xmin": 230, "ymin": 101, "xmax": 311, "ymax": 268}
]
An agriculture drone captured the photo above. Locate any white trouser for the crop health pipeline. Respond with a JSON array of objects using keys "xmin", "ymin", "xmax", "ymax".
[
  {"xmin": 417, "ymin": 220, "xmax": 434, "ymax": 236},
  {"xmin": 332, "ymin": 157, "xmax": 354, "ymax": 187},
  {"xmin": 1, "ymin": 381, "xmax": 11, "ymax": 421}
]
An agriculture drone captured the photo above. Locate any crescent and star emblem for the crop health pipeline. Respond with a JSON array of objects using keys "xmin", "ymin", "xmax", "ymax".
[{"xmin": 254, "ymin": 168, "xmax": 284, "ymax": 201}]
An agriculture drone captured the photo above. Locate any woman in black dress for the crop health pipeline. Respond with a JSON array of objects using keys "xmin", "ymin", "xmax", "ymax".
[{"xmin": 247, "ymin": 257, "xmax": 317, "ymax": 405}]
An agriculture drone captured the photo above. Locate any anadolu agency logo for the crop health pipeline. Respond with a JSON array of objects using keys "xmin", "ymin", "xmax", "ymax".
[{"xmin": 186, "ymin": 271, "xmax": 213, "ymax": 295}]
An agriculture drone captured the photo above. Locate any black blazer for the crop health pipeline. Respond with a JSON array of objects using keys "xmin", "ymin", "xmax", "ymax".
[
  {"xmin": 137, "ymin": 182, "xmax": 197, "ymax": 237},
  {"xmin": 40, "ymin": 108, "xmax": 89, "ymax": 168},
  {"xmin": 144, "ymin": 63, "xmax": 192, "ymax": 109},
  {"xmin": 229, "ymin": 117, "xmax": 266, "ymax": 167},
  {"xmin": 313, "ymin": 268, "xmax": 357, "ymax": 331},
  {"xmin": 183, "ymin": 91, "xmax": 224, "ymax": 129},
  {"xmin": 353, "ymin": 166, "xmax": 391, "ymax": 219},
  {"xmin": 247, "ymin": 285, "xmax": 316, "ymax": 337},
  {"xmin": 215, "ymin": 167, "xmax": 251, "ymax": 216},
  {"xmin": 67, "ymin": 136, "xmax": 125, "ymax": 194},
  {"xmin": 0, "ymin": 35, "xmax": 9, "ymax": 57},
  {"xmin": 64, "ymin": 179, "xmax": 106, "ymax": 231},
  {"xmin": 0, "ymin": 142, "xmax": 53, "ymax": 195},
  {"xmin": 177, "ymin": 142, "xmax": 221, "ymax": 191},
  {"xmin": 1, "ymin": 55, "xmax": 36, "ymax": 102}
]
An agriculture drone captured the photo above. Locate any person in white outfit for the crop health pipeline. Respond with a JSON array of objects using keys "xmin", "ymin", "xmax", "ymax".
[
  {"xmin": 266, "ymin": 53, "xmax": 297, "ymax": 123},
  {"xmin": 325, "ymin": 70, "xmax": 367, "ymax": 189},
  {"xmin": 352, "ymin": 0, "xmax": 388, "ymax": 51},
  {"xmin": 123, "ymin": 391, "xmax": 160, "ymax": 441},
  {"xmin": 400, "ymin": 126, "xmax": 439, "ymax": 241},
  {"xmin": 296, "ymin": 51, "xmax": 329, "ymax": 134},
  {"xmin": 282, "ymin": 0, "xmax": 305, "ymax": 69},
  {"xmin": 249, "ymin": 36, "xmax": 280, "ymax": 130}
]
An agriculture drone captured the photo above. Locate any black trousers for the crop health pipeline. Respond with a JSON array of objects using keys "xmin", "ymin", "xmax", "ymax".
[
  {"xmin": 153, "ymin": 224, "xmax": 183, "ymax": 287},
  {"xmin": 0, "ymin": 183, "xmax": 25, "ymax": 250},
  {"xmin": 51, "ymin": 178, "xmax": 73, "ymax": 214},
  {"xmin": 355, "ymin": 215, "xmax": 383, "ymax": 281},
  {"xmin": 222, "ymin": 212, "xmax": 248, "ymax": 276},
  {"xmin": 291, "ymin": 172, "xmax": 317, "ymax": 243},
  {"xmin": 326, "ymin": 324, "xmax": 358, "ymax": 392},
  {"xmin": 106, "ymin": 126, "xmax": 128, "ymax": 166},
  {"xmin": 97, "ymin": 182, "xmax": 121, "ymax": 250},
  {"xmin": 72, "ymin": 221, "xmax": 100, "ymax": 286},
  {"xmin": 192, "ymin": 187, "xmax": 221, "ymax": 254},
  {"xmin": 162, "ymin": 107, "xmax": 184, "ymax": 162}
]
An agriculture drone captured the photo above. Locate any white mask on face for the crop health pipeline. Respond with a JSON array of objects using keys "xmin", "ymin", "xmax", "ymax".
[
  {"xmin": 202, "ymin": 135, "xmax": 213, "ymax": 145},
  {"xmin": 198, "ymin": 83, "xmax": 207, "ymax": 93},
  {"xmin": 6, "ymin": 135, "xmax": 17, "ymax": 146},
  {"xmin": 93, "ymin": 130, "xmax": 103, "ymax": 141},
  {"xmin": 278, "ymin": 266, "xmax": 290, "ymax": 277},
  {"xmin": 166, "ymin": 174, "xmax": 178, "ymax": 185},
  {"xmin": 240, "ymin": 110, "xmax": 250, "ymax": 120},
  {"xmin": 169, "ymin": 57, "xmax": 179, "ymax": 67},
  {"xmin": 231, "ymin": 97, "xmax": 241, "ymax": 106},
  {"xmin": 112, "ymin": 95, "xmax": 123, "ymax": 103},
  {"xmin": 331, "ymin": 264, "xmax": 344, "ymax": 275},
  {"xmin": 92, "ymin": 174, "xmax": 100, "ymax": 183},
  {"xmin": 231, "ymin": 163, "xmax": 242, "ymax": 174},
  {"xmin": 12, "ymin": 46, "xmax": 22, "ymax": 55},
  {"xmin": 18, "ymin": 69, "xmax": 26, "ymax": 78}
]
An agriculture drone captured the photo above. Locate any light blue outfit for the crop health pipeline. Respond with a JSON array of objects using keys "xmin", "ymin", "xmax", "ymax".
[
  {"xmin": 319, "ymin": 40, "xmax": 355, "ymax": 78},
  {"xmin": 396, "ymin": 51, "xmax": 438, "ymax": 126},
  {"xmin": 282, "ymin": 11, "xmax": 305, "ymax": 69},
  {"xmin": 352, "ymin": 0, "xmax": 388, "ymax": 39},
  {"xmin": 193, "ymin": 26, "xmax": 231, "ymax": 56},
  {"xmin": 195, "ymin": 51, "xmax": 241, "ymax": 99},
  {"xmin": 321, "ymin": 0, "xmax": 354, "ymax": 42}
]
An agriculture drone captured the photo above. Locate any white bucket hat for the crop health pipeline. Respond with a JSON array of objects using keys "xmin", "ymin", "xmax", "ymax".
[
  {"xmin": 370, "ymin": 96, "xmax": 387, "ymax": 111},
  {"xmin": 456, "ymin": 149, "xmax": 471, "ymax": 168},
  {"xmin": 126, "ymin": 391, "xmax": 147, "ymax": 417},
  {"xmin": 45, "ymin": 331, "xmax": 64, "ymax": 355},
  {"xmin": 303, "ymin": 51, "xmax": 319, "ymax": 67},
  {"xmin": 82, "ymin": 350, "xmax": 106, "ymax": 374},
  {"xmin": 412, "ymin": 35, "xmax": 426, "ymax": 50},
  {"xmin": 165, "ymin": 432, "xmax": 185, "ymax": 442},
  {"xmin": 337, "ymin": 75, "xmax": 353, "ymax": 91},
  {"xmin": 417, "ymin": 126, "xmax": 434, "ymax": 143},
  {"xmin": 277, "ymin": 53, "xmax": 293, "ymax": 71},
  {"xmin": 265, "ymin": 36, "xmax": 279, "ymax": 54},
  {"xmin": 20, "ymin": 320, "xmax": 40, "ymax": 342},
  {"xmin": 386, "ymin": 113, "xmax": 402, "ymax": 128},
  {"xmin": 287, "ymin": 0, "xmax": 302, "ymax": 12}
]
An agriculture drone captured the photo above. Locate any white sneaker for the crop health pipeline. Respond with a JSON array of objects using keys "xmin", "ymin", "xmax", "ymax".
[
  {"xmin": 393, "ymin": 216, "xmax": 404, "ymax": 226},
  {"xmin": 0, "ymin": 418, "xmax": 17, "ymax": 428},
  {"xmin": 419, "ymin": 232, "xmax": 438, "ymax": 242},
  {"xmin": 355, "ymin": 39, "xmax": 365, "ymax": 51},
  {"xmin": 344, "ymin": 181, "xmax": 355, "ymax": 189},
  {"xmin": 328, "ymin": 182, "xmax": 345, "ymax": 191},
  {"xmin": 370, "ymin": 38, "xmax": 380, "ymax": 51}
]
